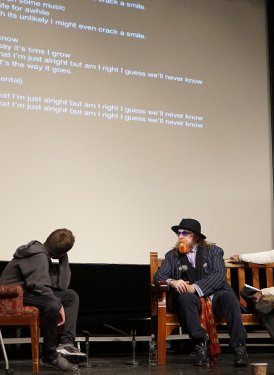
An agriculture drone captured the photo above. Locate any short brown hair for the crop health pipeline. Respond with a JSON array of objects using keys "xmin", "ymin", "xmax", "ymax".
[{"xmin": 44, "ymin": 228, "xmax": 75, "ymax": 257}]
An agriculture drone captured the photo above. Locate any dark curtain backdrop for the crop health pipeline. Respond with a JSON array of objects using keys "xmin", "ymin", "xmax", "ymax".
[{"xmin": 0, "ymin": 261, "xmax": 151, "ymax": 330}]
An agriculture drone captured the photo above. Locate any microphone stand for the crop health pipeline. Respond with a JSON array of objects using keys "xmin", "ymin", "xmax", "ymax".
[
  {"xmin": 82, "ymin": 330, "xmax": 97, "ymax": 367},
  {"xmin": 125, "ymin": 329, "xmax": 140, "ymax": 365}
]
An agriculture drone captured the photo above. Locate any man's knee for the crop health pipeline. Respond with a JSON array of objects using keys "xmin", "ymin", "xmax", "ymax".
[
  {"xmin": 66, "ymin": 289, "xmax": 79, "ymax": 303},
  {"xmin": 176, "ymin": 292, "xmax": 200, "ymax": 310},
  {"xmin": 42, "ymin": 298, "xmax": 60, "ymax": 320},
  {"xmin": 213, "ymin": 290, "xmax": 241, "ymax": 315},
  {"xmin": 220, "ymin": 291, "xmax": 239, "ymax": 305},
  {"xmin": 59, "ymin": 289, "xmax": 79, "ymax": 308}
]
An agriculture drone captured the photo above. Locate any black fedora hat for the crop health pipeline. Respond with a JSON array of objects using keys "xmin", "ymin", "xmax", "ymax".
[{"xmin": 171, "ymin": 218, "xmax": 206, "ymax": 239}]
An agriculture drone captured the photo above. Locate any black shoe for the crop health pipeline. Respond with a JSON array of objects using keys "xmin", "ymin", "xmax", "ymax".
[
  {"xmin": 194, "ymin": 342, "xmax": 209, "ymax": 366},
  {"xmin": 41, "ymin": 353, "xmax": 78, "ymax": 371},
  {"xmin": 234, "ymin": 344, "xmax": 248, "ymax": 367}
]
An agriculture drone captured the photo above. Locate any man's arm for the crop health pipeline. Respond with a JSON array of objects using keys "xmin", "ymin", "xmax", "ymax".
[
  {"xmin": 153, "ymin": 251, "xmax": 192, "ymax": 293},
  {"xmin": 230, "ymin": 250, "xmax": 274, "ymax": 264},
  {"xmin": 194, "ymin": 246, "xmax": 226, "ymax": 297},
  {"xmin": 153, "ymin": 251, "xmax": 176, "ymax": 284},
  {"xmin": 261, "ymin": 286, "xmax": 274, "ymax": 296},
  {"xmin": 19, "ymin": 252, "xmax": 59, "ymax": 300},
  {"xmin": 56, "ymin": 253, "xmax": 71, "ymax": 290}
]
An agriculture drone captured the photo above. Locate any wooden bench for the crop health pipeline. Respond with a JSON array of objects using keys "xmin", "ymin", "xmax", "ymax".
[{"xmin": 150, "ymin": 251, "xmax": 274, "ymax": 365}]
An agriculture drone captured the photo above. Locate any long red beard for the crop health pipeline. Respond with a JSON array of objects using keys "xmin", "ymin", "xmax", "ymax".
[{"xmin": 178, "ymin": 240, "xmax": 190, "ymax": 254}]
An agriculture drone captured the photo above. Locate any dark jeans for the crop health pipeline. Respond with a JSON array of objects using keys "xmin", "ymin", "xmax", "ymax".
[
  {"xmin": 175, "ymin": 289, "xmax": 247, "ymax": 348},
  {"xmin": 23, "ymin": 289, "xmax": 79, "ymax": 361}
]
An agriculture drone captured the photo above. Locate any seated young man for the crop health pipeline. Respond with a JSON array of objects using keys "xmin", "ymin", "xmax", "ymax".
[{"xmin": 0, "ymin": 228, "xmax": 86, "ymax": 371}]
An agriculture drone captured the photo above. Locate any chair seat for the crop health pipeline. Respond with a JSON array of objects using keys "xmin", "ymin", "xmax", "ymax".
[{"xmin": 8, "ymin": 306, "xmax": 39, "ymax": 316}]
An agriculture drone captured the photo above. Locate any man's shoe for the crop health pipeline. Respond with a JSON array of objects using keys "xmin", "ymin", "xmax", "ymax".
[
  {"xmin": 57, "ymin": 343, "xmax": 87, "ymax": 364},
  {"xmin": 194, "ymin": 341, "xmax": 209, "ymax": 366},
  {"xmin": 234, "ymin": 344, "xmax": 248, "ymax": 367},
  {"xmin": 41, "ymin": 353, "xmax": 78, "ymax": 371}
]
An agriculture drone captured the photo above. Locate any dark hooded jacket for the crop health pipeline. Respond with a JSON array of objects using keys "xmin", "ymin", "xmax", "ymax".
[{"xmin": 0, "ymin": 241, "xmax": 71, "ymax": 303}]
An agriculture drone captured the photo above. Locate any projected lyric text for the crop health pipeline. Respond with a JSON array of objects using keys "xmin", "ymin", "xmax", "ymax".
[
  {"xmin": 0, "ymin": 93, "xmax": 204, "ymax": 128},
  {"xmin": 0, "ymin": 36, "xmax": 203, "ymax": 84},
  {"xmin": 0, "ymin": 0, "xmax": 206, "ymax": 129}
]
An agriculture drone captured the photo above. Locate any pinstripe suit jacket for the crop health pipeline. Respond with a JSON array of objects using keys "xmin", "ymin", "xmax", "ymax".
[{"xmin": 153, "ymin": 245, "xmax": 233, "ymax": 298}]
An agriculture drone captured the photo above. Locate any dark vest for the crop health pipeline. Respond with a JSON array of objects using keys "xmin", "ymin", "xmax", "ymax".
[{"xmin": 179, "ymin": 247, "xmax": 206, "ymax": 283}]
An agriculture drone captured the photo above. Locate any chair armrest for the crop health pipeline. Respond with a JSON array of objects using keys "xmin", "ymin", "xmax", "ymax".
[
  {"xmin": 0, "ymin": 284, "xmax": 23, "ymax": 298},
  {"xmin": 151, "ymin": 281, "xmax": 169, "ymax": 293},
  {"xmin": 0, "ymin": 284, "xmax": 23, "ymax": 314},
  {"xmin": 158, "ymin": 281, "xmax": 169, "ymax": 292}
]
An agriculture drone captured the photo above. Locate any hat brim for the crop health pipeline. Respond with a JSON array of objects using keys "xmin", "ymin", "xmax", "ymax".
[{"xmin": 171, "ymin": 225, "xmax": 206, "ymax": 239}]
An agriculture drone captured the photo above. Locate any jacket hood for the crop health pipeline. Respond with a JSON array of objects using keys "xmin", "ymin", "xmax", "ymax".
[{"xmin": 13, "ymin": 241, "xmax": 47, "ymax": 259}]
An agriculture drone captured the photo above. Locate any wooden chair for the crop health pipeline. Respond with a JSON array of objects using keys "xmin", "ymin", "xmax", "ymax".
[
  {"xmin": 0, "ymin": 285, "xmax": 40, "ymax": 373},
  {"xmin": 150, "ymin": 251, "xmax": 274, "ymax": 365}
]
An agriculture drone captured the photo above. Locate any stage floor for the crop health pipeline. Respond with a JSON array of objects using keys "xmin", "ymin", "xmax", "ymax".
[{"xmin": 1, "ymin": 352, "xmax": 274, "ymax": 375}]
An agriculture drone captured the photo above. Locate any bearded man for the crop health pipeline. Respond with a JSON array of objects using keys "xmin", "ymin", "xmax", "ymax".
[{"xmin": 153, "ymin": 218, "xmax": 248, "ymax": 367}]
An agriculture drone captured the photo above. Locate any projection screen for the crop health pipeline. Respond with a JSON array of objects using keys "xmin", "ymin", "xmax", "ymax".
[{"xmin": 0, "ymin": 0, "xmax": 272, "ymax": 264}]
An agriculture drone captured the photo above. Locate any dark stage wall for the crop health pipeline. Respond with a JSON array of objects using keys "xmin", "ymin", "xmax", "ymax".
[
  {"xmin": 0, "ymin": 261, "xmax": 151, "ymax": 331},
  {"xmin": 69, "ymin": 263, "xmax": 151, "ymax": 327}
]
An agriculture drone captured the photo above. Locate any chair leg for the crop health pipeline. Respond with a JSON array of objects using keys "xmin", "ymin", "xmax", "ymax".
[
  {"xmin": 157, "ymin": 334, "xmax": 167, "ymax": 364},
  {"xmin": 30, "ymin": 319, "xmax": 40, "ymax": 373},
  {"xmin": 0, "ymin": 329, "xmax": 9, "ymax": 370},
  {"xmin": 157, "ymin": 308, "xmax": 167, "ymax": 365}
]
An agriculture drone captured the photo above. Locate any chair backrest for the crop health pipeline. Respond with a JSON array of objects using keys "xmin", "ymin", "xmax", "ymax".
[
  {"xmin": 150, "ymin": 251, "xmax": 177, "ymax": 314},
  {"xmin": 150, "ymin": 251, "xmax": 161, "ymax": 284},
  {"xmin": 225, "ymin": 261, "xmax": 274, "ymax": 307}
]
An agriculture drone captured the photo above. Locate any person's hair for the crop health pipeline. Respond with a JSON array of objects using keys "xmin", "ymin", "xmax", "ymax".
[
  {"xmin": 196, "ymin": 236, "xmax": 214, "ymax": 248},
  {"xmin": 44, "ymin": 228, "xmax": 75, "ymax": 257}
]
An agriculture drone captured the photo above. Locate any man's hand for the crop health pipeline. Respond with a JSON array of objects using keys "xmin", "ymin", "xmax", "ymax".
[
  {"xmin": 253, "ymin": 291, "xmax": 263, "ymax": 302},
  {"xmin": 185, "ymin": 283, "xmax": 196, "ymax": 293},
  {"xmin": 228, "ymin": 255, "xmax": 240, "ymax": 263},
  {"xmin": 169, "ymin": 279, "xmax": 196, "ymax": 294},
  {"xmin": 57, "ymin": 305, "xmax": 65, "ymax": 326}
]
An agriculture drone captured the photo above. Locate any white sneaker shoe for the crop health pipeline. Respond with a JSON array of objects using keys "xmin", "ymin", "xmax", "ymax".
[{"xmin": 57, "ymin": 343, "xmax": 87, "ymax": 364}]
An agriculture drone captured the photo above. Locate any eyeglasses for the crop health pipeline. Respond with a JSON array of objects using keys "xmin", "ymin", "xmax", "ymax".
[{"xmin": 177, "ymin": 230, "xmax": 192, "ymax": 237}]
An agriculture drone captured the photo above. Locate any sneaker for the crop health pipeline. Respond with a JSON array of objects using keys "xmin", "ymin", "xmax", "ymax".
[
  {"xmin": 41, "ymin": 353, "xmax": 78, "ymax": 371},
  {"xmin": 57, "ymin": 343, "xmax": 87, "ymax": 364},
  {"xmin": 234, "ymin": 344, "xmax": 248, "ymax": 367},
  {"xmin": 194, "ymin": 341, "xmax": 209, "ymax": 366}
]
